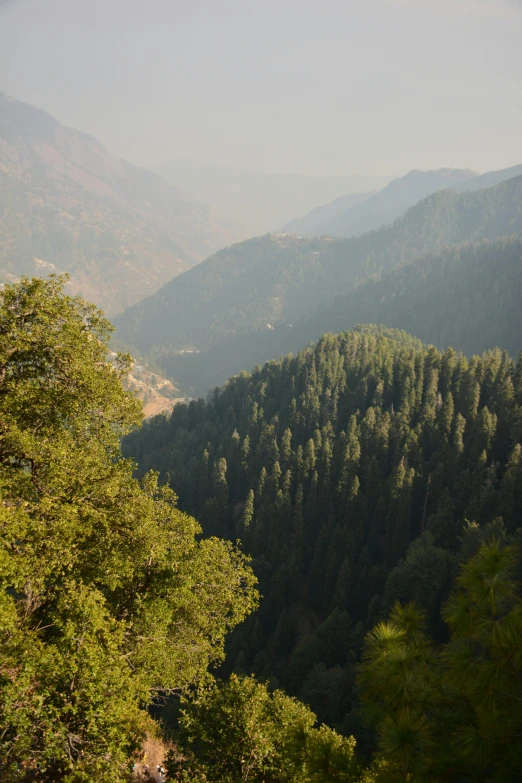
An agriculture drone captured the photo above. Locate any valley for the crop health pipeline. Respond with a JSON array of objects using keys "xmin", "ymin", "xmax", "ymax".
[
  {"xmin": 156, "ymin": 160, "xmax": 390, "ymax": 238},
  {"xmin": 2, "ymin": 8, "xmax": 522, "ymax": 773},
  {"xmin": 111, "ymin": 351, "xmax": 185, "ymax": 417}
]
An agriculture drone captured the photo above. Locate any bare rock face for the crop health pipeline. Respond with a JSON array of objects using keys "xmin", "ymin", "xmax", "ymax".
[
  {"xmin": 106, "ymin": 349, "xmax": 184, "ymax": 417},
  {"xmin": 123, "ymin": 361, "xmax": 185, "ymax": 418},
  {"xmin": 0, "ymin": 93, "xmax": 239, "ymax": 315}
]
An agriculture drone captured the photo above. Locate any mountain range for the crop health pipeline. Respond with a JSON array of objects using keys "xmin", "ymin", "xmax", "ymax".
[
  {"xmin": 114, "ymin": 174, "xmax": 522, "ymax": 393},
  {"xmin": 3, "ymin": 92, "xmax": 522, "ymax": 402},
  {"xmin": 283, "ymin": 165, "xmax": 522, "ymax": 238},
  {"xmin": 0, "ymin": 93, "xmax": 239, "ymax": 314}
]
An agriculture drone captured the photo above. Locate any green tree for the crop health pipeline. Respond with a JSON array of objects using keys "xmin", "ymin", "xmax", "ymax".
[
  {"xmin": 442, "ymin": 541, "xmax": 522, "ymax": 779},
  {"xmin": 359, "ymin": 540, "xmax": 522, "ymax": 782},
  {"xmin": 241, "ymin": 488, "xmax": 255, "ymax": 531},
  {"xmin": 497, "ymin": 443, "xmax": 522, "ymax": 532},
  {"xmin": 167, "ymin": 674, "xmax": 360, "ymax": 783},
  {"xmin": 0, "ymin": 276, "xmax": 257, "ymax": 782}
]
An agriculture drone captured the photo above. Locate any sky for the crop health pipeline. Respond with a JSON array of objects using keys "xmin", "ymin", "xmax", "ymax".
[{"xmin": 0, "ymin": 0, "xmax": 521, "ymax": 177}]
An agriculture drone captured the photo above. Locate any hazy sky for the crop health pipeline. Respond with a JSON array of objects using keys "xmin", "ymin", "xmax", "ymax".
[{"xmin": 1, "ymin": 0, "xmax": 521, "ymax": 176}]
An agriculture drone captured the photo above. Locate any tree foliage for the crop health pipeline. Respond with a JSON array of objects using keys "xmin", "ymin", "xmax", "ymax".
[
  {"xmin": 124, "ymin": 328, "xmax": 522, "ymax": 732},
  {"xmin": 167, "ymin": 674, "xmax": 359, "ymax": 783},
  {"xmin": 359, "ymin": 540, "xmax": 522, "ymax": 782},
  {"xmin": 0, "ymin": 276, "xmax": 257, "ymax": 782}
]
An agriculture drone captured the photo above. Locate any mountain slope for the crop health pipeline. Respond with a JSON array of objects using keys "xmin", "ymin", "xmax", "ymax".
[
  {"xmin": 458, "ymin": 163, "xmax": 522, "ymax": 193},
  {"xmin": 304, "ymin": 235, "xmax": 522, "ymax": 358},
  {"xmin": 287, "ymin": 167, "xmax": 477, "ymax": 238},
  {"xmin": 284, "ymin": 164, "xmax": 522, "ymax": 240},
  {"xmin": 0, "ymin": 93, "xmax": 238, "ymax": 314},
  {"xmin": 158, "ymin": 159, "xmax": 390, "ymax": 237},
  {"xmin": 115, "ymin": 176, "xmax": 522, "ymax": 391},
  {"xmin": 122, "ymin": 328, "xmax": 522, "ymax": 730},
  {"xmin": 282, "ymin": 191, "xmax": 373, "ymax": 236},
  {"xmin": 136, "ymin": 234, "xmax": 522, "ymax": 396}
]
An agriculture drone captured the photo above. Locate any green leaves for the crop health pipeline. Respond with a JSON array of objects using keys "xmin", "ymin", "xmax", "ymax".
[
  {"xmin": 359, "ymin": 541, "xmax": 522, "ymax": 782},
  {"xmin": 168, "ymin": 675, "xmax": 360, "ymax": 783},
  {"xmin": 0, "ymin": 276, "xmax": 258, "ymax": 780}
]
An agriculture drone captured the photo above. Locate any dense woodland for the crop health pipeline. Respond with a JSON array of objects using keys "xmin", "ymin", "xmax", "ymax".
[
  {"xmin": 115, "ymin": 175, "xmax": 522, "ymax": 394},
  {"xmin": 2, "ymin": 275, "xmax": 522, "ymax": 781},
  {"xmin": 124, "ymin": 328, "xmax": 522, "ymax": 745},
  {"xmin": 304, "ymin": 235, "xmax": 522, "ymax": 358}
]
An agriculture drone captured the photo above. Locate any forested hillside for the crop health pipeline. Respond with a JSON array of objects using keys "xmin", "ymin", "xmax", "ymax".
[
  {"xmin": 135, "ymin": 235, "xmax": 522, "ymax": 396},
  {"xmin": 301, "ymin": 235, "xmax": 522, "ymax": 358},
  {"xmin": 3, "ymin": 276, "xmax": 522, "ymax": 781},
  {"xmin": 284, "ymin": 164, "xmax": 522, "ymax": 239},
  {"xmin": 115, "ymin": 176, "xmax": 522, "ymax": 394},
  {"xmin": 123, "ymin": 328, "xmax": 522, "ymax": 738},
  {"xmin": 0, "ymin": 94, "xmax": 238, "ymax": 314}
]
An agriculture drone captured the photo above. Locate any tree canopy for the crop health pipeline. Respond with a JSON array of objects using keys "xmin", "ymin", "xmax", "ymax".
[
  {"xmin": 124, "ymin": 327, "xmax": 522, "ymax": 736},
  {"xmin": 359, "ymin": 540, "xmax": 522, "ymax": 782},
  {"xmin": 0, "ymin": 276, "xmax": 257, "ymax": 782},
  {"xmin": 168, "ymin": 674, "xmax": 359, "ymax": 783}
]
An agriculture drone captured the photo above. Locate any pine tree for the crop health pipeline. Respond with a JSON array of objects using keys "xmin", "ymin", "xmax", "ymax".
[
  {"xmin": 281, "ymin": 427, "xmax": 293, "ymax": 463},
  {"xmin": 497, "ymin": 443, "xmax": 522, "ymax": 532},
  {"xmin": 241, "ymin": 489, "xmax": 255, "ymax": 531},
  {"xmin": 124, "ymin": 327, "xmax": 522, "ymax": 732}
]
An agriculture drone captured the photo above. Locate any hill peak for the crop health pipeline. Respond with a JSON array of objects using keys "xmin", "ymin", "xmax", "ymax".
[{"xmin": 0, "ymin": 94, "xmax": 241, "ymax": 315}]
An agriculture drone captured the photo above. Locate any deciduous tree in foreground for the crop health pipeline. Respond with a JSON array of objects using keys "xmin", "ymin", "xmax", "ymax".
[
  {"xmin": 0, "ymin": 276, "xmax": 257, "ymax": 782},
  {"xmin": 168, "ymin": 674, "xmax": 360, "ymax": 783}
]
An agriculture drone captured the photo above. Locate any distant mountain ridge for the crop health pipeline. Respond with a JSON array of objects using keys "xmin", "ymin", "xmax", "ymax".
[
  {"xmin": 282, "ymin": 191, "xmax": 373, "ymax": 236},
  {"xmin": 316, "ymin": 167, "xmax": 479, "ymax": 237},
  {"xmin": 157, "ymin": 159, "xmax": 390, "ymax": 237},
  {"xmin": 115, "ymin": 175, "xmax": 522, "ymax": 393},
  {"xmin": 458, "ymin": 164, "xmax": 522, "ymax": 192},
  {"xmin": 0, "ymin": 93, "xmax": 239, "ymax": 314},
  {"xmin": 284, "ymin": 165, "xmax": 522, "ymax": 238}
]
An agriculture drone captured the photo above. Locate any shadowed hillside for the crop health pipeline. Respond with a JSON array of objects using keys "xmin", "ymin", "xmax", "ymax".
[{"xmin": 115, "ymin": 176, "xmax": 522, "ymax": 393}]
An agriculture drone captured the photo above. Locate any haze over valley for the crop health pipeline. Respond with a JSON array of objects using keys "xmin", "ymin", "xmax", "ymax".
[{"xmin": 157, "ymin": 160, "xmax": 391, "ymax": 238}]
